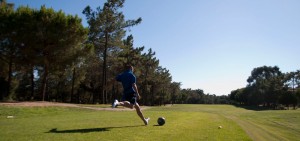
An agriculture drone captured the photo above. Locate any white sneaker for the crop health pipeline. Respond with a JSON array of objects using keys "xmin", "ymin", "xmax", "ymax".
[
  {"xmin": 144, "ymin": 117, "xmax": 150, "ymax": 125},
  {"xmin": 112, "ymin": 99, "xmax": 119, "ymax": 108}
]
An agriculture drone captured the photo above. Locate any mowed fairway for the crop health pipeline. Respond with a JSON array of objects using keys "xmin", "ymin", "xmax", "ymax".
[{"xmin": 0, "ymin": 104, "xmax": 299, "ymax": 141}]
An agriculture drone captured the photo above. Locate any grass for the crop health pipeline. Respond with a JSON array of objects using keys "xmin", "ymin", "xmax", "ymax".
[
  {"xmin": 0, "ymin": 104, "xmax": 299, "ymax": 141},
  {"xmin": 161, "ymin": 105, "xmax": 300, "ymax": 141}
]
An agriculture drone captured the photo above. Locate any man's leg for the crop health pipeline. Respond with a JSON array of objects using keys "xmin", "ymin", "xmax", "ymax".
[
  {"xmin": 117, "ymin": 101, "xmax": 134, "ymax": 109},
  {"xmin": 113, "ymin": 97, "xmax": 150, "ymax": 125},
  {"xmin": 134, "ymin": 102, "xmax": 150, "ymax": 125}
]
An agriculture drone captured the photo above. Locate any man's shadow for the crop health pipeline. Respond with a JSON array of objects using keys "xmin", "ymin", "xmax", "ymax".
[{"xmin": 47, "ymin": 125, "xmax": 144, "ymax": 133}]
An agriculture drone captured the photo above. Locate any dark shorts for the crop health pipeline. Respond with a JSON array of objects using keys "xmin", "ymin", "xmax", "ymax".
[{"xmin": 122, "ymin": 93, "xmax": 137, "ymax": 105}]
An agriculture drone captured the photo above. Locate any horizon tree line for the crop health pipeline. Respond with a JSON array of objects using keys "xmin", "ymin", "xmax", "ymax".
[
  {"xmin": 0, "ymin": 0, "xmax": 184, "ymax": 105},
  {"xmin": 229, "ymin": 66, "xmax": 300, "ymax": 109},
  {"xmin": 1, "ymin": 0, "xmax": 298, "ymax": 107}
]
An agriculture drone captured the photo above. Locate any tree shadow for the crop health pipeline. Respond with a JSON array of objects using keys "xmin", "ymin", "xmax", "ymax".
[
  {"xmin": 46, "ymin": 125, "xmax": 144, "ymax": 134},
  {"xmin": 233, "ymin": 105, "xmax": 273, "ymax": 111}
]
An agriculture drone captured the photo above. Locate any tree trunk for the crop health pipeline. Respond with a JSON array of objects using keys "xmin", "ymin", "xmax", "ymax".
[
  {"xmin": 101, "ymin": 32, "xmax": 108, "ymax": 104},
  {"xmin": 41, "ymin": 62, "xmax": 48, "ymax": 101},
  {"xmin": 71, "ymin": 67, "xmax": 76, "ymax": 103},
  {"xmin": 142, "ymin": 67, "xmax": 148, "ymax": 105},
  {"xmin": 93, "ymin": 92, "xmax": 96, "ymax": 104},
  {"xmin": 7, "ymin": 55, "xmax": 13, "ymax": 99},
  {"xmin": 151, "ymin": 85, "xmax": 154, "ymax": 106},
  {"xmin": 56, "ymin": 81, "xmax": 61, "ymax": 102},
  {"xmin": 30, "ymin": 66, "xmax": 35, "ymax": 100}
]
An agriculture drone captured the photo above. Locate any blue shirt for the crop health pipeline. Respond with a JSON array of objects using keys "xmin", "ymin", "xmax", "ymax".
[{"xmin": 116, "ymin": 70, "xmax": 136, "ymax": 95}]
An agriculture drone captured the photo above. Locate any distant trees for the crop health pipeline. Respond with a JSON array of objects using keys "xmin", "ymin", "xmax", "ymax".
[
  {"xmin": 82, "ymin": 0, "xmax": 142, "ymax": 104},
  {"xmin": 0, "ymin": 0, "xmax": 230, "ymax": 105},
  {"xmin": 1, "ymin": 0, "xmax": 298, "ymax": 107},
  {"xmin": 180, "ymin": 89, "xmax": 229, "ymax": 104},
  {"xmin": 0, "ymin": 0, "xmax": 184, "ymax": 105},
  {"xmin": 0, "ymin": 0, "xmax": 240, "ymax": 105},
  {"xmin": 0, "ymin": 3, "xmax": 89, "ymax": 102},
  {"xmin": 0, "ymin": 0, "xmax": 15, "ymax": 100},
  {"xmin": 230, "ymin": 66, "xmax": 300, "ymax": 109}
]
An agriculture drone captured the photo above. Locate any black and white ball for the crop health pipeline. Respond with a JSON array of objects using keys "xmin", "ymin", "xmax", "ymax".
[{"xmin": 157, "ymin": 117, "xmax": 165, "ymax": 126}]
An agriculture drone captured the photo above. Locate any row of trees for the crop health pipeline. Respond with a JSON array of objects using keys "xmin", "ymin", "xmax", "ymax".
[
  {"xmin": 229, "ymin": 66, "xmax": 300, "ymax": 109},
  {"xmin": 1, "ymin": 0, "xmax": 88, "ymax": 102},
  {"xmin": 0, "ymin": 0, "xmax": 180, "ymax": 105},
  {"xmin": 3, "ymin": 0, "xmax": 297, "ymax": 107},
  {"xmin": 180, "ymin": 89, "xmax": 229, "ymax": 104},
  {"xmin": 3, "ymin": 0, "xmax": 229, "ymax": 105}
]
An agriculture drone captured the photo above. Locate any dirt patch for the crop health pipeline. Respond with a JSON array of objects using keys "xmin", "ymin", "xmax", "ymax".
[{"xmin": 0, "ymin": 101, "xmax": 150, "ymax": 111}]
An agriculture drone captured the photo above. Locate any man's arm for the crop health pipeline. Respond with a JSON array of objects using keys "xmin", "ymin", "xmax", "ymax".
[{"xmin": 132, "ymin": 83, "xmax": 141, "ymax": 99}]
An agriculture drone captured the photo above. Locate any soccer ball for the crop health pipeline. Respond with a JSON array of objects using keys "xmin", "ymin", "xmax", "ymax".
[{"xmin": 157, "ymin": 117, "xmax": 165, "ymax": 126}]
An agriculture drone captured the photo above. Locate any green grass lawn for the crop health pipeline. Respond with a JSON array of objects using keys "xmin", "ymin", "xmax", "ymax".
[{"xmin": 0, "ymin": 104, "xmax": 299, "ymax": 141}]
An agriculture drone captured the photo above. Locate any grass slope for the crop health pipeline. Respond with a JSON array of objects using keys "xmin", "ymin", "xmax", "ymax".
[{"xmin": 0, "ymin": 104, "xmax": 299, "ymax": 141}]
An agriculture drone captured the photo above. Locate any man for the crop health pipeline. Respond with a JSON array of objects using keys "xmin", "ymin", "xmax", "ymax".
[{"xmin": 112, "ymin": 65, "xmax": 150, "ymax": 125}]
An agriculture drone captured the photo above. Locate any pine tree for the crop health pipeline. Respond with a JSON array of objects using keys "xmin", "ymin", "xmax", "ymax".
[{"xmin": 83, "ymin": 0, "xmax": 141, "ymax": 103}]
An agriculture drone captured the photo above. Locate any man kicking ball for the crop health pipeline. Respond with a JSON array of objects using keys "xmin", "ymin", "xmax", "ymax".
[{"xmin": 112, "ymin": 65, "xmax": 150, "ymax": 125}]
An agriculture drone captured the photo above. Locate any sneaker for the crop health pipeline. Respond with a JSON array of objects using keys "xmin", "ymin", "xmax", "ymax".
[
  {"xmin": 112, "ymin": 99, "xmax": 119, "ymax": 108},
  {"xmin": 144, "ymin": 117, "xmax": 150, "ymax": 125}
]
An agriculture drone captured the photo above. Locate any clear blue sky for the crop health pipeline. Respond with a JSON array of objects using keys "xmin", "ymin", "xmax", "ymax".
[{"xmin": 9, "ymin": 0, "xmax": 300, "ymax": 95}]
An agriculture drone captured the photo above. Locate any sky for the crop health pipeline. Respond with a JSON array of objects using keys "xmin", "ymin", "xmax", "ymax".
[{"xmin": 9, "ymin": 0, "xmax": 300, "ymax": 95}]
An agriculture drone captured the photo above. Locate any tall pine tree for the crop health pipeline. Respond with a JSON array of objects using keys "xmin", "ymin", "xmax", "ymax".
[{"xmin": 83, "ymin": 0, "xmax": 141, "ymax": 103}]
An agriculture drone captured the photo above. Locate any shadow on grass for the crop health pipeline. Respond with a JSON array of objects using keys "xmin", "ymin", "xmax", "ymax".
[
  {"xmin": 233, "ymin": 105, "xmax": 274, "ymax": 111},
  {"xmin": 47, "ymin": 125, "xmax": 144, "ymax": 133}
]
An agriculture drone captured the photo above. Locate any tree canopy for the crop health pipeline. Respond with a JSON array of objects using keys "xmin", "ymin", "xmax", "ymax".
[
  {"xmin": 230, "ymin": 66, "xmax": 300, "ymax": 109},
  {"xmin": 1, "ymin": 0, "xmax": 299, "ymax": 108}
]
